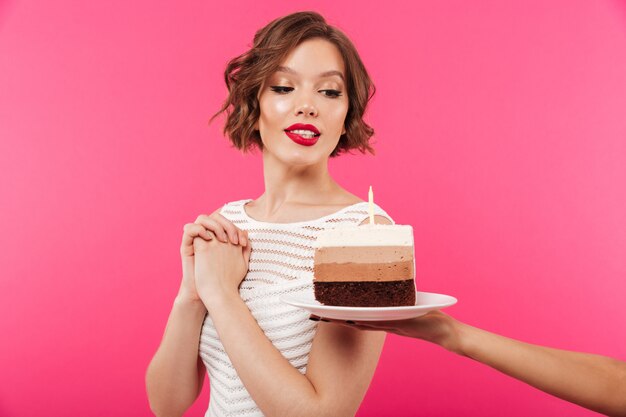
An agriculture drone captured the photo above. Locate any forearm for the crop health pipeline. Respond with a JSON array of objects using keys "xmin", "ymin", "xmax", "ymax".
[
  {"xmin": 453, "ymin": 322, "xmax": 626, "ymax": 416},
  {"xmin": 207, "ymin": 291, "xmax": 322, "ymax": 417},
  {"xmin": 146, "ymin": 296, "xmax": 208, "ymax": 417}
]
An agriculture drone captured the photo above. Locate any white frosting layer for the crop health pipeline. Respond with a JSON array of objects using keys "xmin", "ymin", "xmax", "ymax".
[{"xmin": 314, "ymin": 224, "xmax": 414, "ymax": 247}]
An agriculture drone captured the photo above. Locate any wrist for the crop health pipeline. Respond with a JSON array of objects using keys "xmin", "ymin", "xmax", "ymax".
[
  {"xmin": 174, "ymin": 292, "xmax": 207, "ymax": 313},
  {"xmin": 199, "ymin": 286, "xmax": 240, "ymax": 310},
  {"xmin": 433, "ymin": 313, "xmax": 467, "ymax": 355},
  {"xmin": 447, "ymin": 319, "xmax": 478, "ymax": 357}
]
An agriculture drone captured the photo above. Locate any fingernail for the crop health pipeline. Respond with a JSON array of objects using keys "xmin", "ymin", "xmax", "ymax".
[{"xmin": 346, "ymin": 320, "xmax": 355, "ymax": 325}]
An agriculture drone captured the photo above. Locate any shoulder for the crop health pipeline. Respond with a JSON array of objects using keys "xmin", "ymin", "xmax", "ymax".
[
  {"xmin": 217, "ymin": 198, "xmax": 251, "ymax": 213},
  {"xmin": 352, "ymin": 201, "xmax": 396, "ymax": 226},
  {"xmin": 337, "ymin": 202, "xmax": 395, "ymax": 227}
]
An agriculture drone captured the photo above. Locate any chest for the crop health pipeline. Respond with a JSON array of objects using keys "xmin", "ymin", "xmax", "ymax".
[
  {"xmin": 244, "ymin": 203, "xmax": 357, "ymax": 224},
  {"xmin": 243, "ymin": 227, "xmax": 317, "ymax": 287}
]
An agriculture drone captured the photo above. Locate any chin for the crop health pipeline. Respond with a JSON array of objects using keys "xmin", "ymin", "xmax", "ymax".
[
  {"xmin": 286, "ymin": 154, "xmax": 322, "ymax": 167},
  {"xmin": 262, "ymin": 139, "xmax": 333, "ymax": 166},
  {"xmin": 280, "ymin": 149, "xmax": 327, "ymax": 167}
]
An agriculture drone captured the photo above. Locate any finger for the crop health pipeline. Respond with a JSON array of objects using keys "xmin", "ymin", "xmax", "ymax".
[
  {"xmin": 309, "ymin": 315, "xmax": 331, "ymax": 322},
  {"xmin": 348, "ymin": 320, "xmax": 393, "ymax": 329},
  {"xmin": 243, "ymin": 240, "xmax": 252, "ymax": 264},
  {"xmin": 356, "ymin": 318, "xmax": 418, "ymax": 330},
  {"xmin": 309, "ymin": 315, "xmax": 344, "ymax": 324},
  {"xmin": 182, "ymin": 223, "xmax": 215, "ymax": 246},
  {"xmin": 337, "ymin": 321, "xmax": 384, "ymax": 331},
  {"xmin": 348, "ymin": 324, "xmax": 381, "ymax": 331},
  {"xmin": 211, "ymin": 213, "xmax": 242, "ymax": 245},
  {"xmin": 311, "ymin": 316, "xmax": 391, "ymax": 330},
  {"xmin": 198, "ymin": 213, "xmax": 240, "ymax": 245},
  {"xmin": 181, "ymin": 224, "xmax": 215, "ymax": 257},
  {"xmin": 194, "ymin": 216, "xmax": 229, "ymax": 243},
  {"xmin": 308, "ymin": 316, "xmax": 378, "ymax": 330},
  {"xmin": 238, "ymin": 229, "xmax": 247, "ymax": 247}
]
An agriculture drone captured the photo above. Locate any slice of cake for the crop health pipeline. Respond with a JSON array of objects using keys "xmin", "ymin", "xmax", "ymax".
[{"xmin": 313, "ymin": 224, "xmax": 416, "ymax": 307}]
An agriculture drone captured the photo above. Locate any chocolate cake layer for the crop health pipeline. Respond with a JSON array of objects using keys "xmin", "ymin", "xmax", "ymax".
[
  {"xmin": 314, "ymin": 261, "xmax": 414, "ymax": 282},
  {"xmin": 314, "ymin": 280, "xmax": 416, "ymax": 307}
]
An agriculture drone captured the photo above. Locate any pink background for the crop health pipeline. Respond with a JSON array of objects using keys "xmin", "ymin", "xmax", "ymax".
[{"xmin": 1, "ymin": 1, "xmax": 625, "ymax": 416}]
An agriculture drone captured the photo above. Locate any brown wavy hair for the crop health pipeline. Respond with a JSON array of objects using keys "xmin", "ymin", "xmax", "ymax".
[{"xmin": 209, "ymin": 11, "xmax": 376, "ymax": 157}]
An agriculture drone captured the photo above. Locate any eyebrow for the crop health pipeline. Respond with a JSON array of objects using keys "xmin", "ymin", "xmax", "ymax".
[{"xmin": 276, "ymin": 66, "xmax": 345, "ymax": 82}]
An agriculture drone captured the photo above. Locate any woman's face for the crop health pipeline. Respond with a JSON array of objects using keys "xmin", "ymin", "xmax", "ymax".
[{"xmin": 255, "ymin": 38, "xmax": 349, "ymax": 166}]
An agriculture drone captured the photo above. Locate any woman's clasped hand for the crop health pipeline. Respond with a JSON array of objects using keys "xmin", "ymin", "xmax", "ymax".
[{"xmin": 179, "ymin": 210, "xmax": 251, "ymax": 306}]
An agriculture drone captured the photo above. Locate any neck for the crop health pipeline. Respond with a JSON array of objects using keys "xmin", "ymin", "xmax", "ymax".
[{"xmin": 256, "ymin": 149, "xmax": 339, "ymax": 216}]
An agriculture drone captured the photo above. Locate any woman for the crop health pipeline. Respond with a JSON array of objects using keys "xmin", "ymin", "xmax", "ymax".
[
  {"xmin": 314, "ymin": 312, "xmax": 626, "ymax": 416},
  {"xmin": 146, "ymin": 11, "xmax": 393, "ymax": 417}
]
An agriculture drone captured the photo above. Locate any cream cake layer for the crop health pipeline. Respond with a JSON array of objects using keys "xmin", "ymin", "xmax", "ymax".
[{"xmin": 313, "ymin": 224, "xmax": 414, "ymax": 248}]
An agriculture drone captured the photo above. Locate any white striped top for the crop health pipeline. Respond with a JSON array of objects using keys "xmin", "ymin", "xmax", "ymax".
[{"xmin": 199, "ymin": 198, "xmax": 394, "ymax": 417}]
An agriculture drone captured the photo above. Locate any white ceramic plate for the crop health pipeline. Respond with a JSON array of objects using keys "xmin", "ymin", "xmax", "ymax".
[{"xmin": 280, "ymin": 291, "xmax": 457, "ymax": 321}]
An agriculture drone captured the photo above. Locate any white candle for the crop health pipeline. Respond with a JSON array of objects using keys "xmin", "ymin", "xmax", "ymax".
[{"xmin": 368, "ymin": 185, "xmax": 375, "ymax": 225}]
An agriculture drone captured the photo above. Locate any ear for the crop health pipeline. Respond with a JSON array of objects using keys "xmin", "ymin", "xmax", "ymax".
[{"xmin": 341, "ymin": 126, "xmax": 346, "ymax": 135}]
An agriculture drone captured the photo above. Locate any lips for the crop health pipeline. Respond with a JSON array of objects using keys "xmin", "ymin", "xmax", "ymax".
[
  {"xmin": 284, "ymin": 123, "xmax": 320, "ymax": 146},
  {"xmin": 285, "ymin": 123, "xmax": 320, "ymax": 135}
]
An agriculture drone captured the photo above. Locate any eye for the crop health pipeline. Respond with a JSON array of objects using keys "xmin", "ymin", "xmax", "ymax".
[
  {"xmin": 320, "ymin": 89, "xmax": 343, "ymax": 98},
  {"xmin": 270, "ymin": 86, "xmax": 293, "ymax": 94}
]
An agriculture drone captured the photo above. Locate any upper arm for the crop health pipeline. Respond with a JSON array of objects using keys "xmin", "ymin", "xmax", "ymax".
[
  {"xmin": 196, "ymin": 355, "xmax": 206, "ymax": 396},
  {"xmin": 305, "ymin": 323, "xmax": 386, "ymax": 416},
  {"xmin": 305, "ymin": 214, "xmax": 391, "ymax": 416}
]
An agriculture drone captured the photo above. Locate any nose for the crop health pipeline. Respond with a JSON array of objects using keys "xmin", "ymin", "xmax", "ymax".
[{"xmin": 295, "ymin": 97, "xmax": 318, "ymax": 117}]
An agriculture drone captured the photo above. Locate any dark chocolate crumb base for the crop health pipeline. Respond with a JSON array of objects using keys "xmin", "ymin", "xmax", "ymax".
[{"xmin": 314, "ymin": 280, "xmax": 416, "ymax": 307}]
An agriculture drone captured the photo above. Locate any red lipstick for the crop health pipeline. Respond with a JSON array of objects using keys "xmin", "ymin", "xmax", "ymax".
[{"xmin": 284, "ymin": 123, "xmax": 320, "ymax": 146}]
